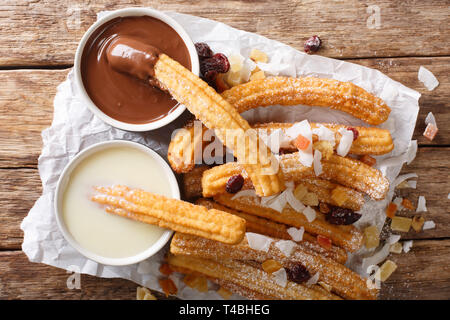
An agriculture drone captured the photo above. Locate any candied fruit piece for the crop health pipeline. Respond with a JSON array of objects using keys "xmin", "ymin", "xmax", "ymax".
[
  {"xmin": 317, "ymin": 235, "xmax": 332, "ymax": 250},
  {"xmin": 326, "ymin": 206, "xmax": 361, "ymax": 225},
  {"xmin": 250, "ymin": 70, "xmax": 266, "ymax": 81},
  {"xmin": 286, "ymin": 264, "xmax": 311, "ymax": 283},
  {"xmin": 364, "ymin": 225, "xmax": 380, "ymax": 249},
  {"xmin": 391, "ymin": 216, "xmax": 412, "ymax": 232},
  {"xmin": 226, "ymin": 174, "xmax": 244, "ymax": 193},
  {"xmin": 136, "ymin": 287, "xmax": 157, "ymax": 300},
  {"xmin": 159, "ymin": 263, "xmax": 173, "ymax": 276},
  {"xmin": 385, "ymin": 203, "xmax": 398, "ymax": 218},
  {"xmin": 331, "ymin": 186, "xmax": 349, "ymax": 206},
  {"xmin": 313, "ymin": 140, "xmax": 333, "ymax": 160},
  {"xmin": 293, "ymin": 134, "xmax": 311, "ymax": 150},
  {"xmin": 375, "ymin": 260, "xmax": 397, "ymax": 282},
  {"xmin": 250, "ymin": 48, "xmax": 269, "ymax": 63},
  {"xmin": 294, "ymin": 184, "xmax": 308, "ymax": 201},
  {"xmin": 423, "ymin": 123, "xmax": 438, "ymax": 141},
  {"xmin": 159, "ymin": 278, "xmax": 177, "ymax": 297},
  {"xmin": 411, "ymin": 216, "xmax": 425, "ymax": 232},
  {"xmin": 319, "ymin": 202, "xmax": 330, "ymax": 214},
  {"xmin": 262, "ymin": 259, "xmax": 283, "ymax": 274},
  {"xmin": 304, "ymin": 35, "xmax": 321, "ymax": 53},
  {"xmin": 183, "ymin": 274, "xmax": 208, "ymax": 292},
  {"xmin": 302, "ymin": 192, "xmax": 319, "ymax": 206},
  {"xmin": 217, "ymin": 286, "xmax": 232, "ymax": 299},
  {"xmin": 360, "ymin": 155, "xmax": 377, "ymax": 167},
  {"xmin": 401, "ymin": 198, "xmax": 415, "ymax": 211},
  {"xmin": 389, "ymin": 242, "xmax": 403, "ymax": 254}
]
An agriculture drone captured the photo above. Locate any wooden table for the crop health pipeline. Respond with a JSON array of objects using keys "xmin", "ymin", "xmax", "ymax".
[{"xmin": 0, "ymin": 0, "xmax": 449, "ymax": 300}]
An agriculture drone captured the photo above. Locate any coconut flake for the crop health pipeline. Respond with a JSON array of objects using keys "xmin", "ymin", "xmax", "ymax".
[
  {"xmin": 231, "ymin": 189, "xmax": 258, "ymax": 200},
  {"xmin": 263, "ymin": 128, "xmax": 291, "ymax": 154},
  {"xmin": 312, "ymin": 125, "xmax": 335, "ymax": 144},
  {"xmin": 286, "ymin": 120, "xmax": 313, "ymax": 167},
  {"xmin": 393, "ymin": 173, "xmax": 418, "ymax": 189},
  {"xmin": 246, "ymin": 232, "xmax": 273, "ymax": 252},
  {"xmin": 261, "ymin": 194, "xmax": 278, "ymax": 206},
  {"xmin": 275, "ymin": 240, "xmax": 296, "ymax": 257},
  {"xmin": 418, "ymin": 66, "xmax": 439, "ymax": 91},
  {"xmin": 416, "ymin": 196, "xmax": 427, "ymax": 212},
  {"xmin": 302, "ymin": 206, "xmax": 316, "ymax": 222},
  {"xmin": 423, "ymin": 220, "xmax": 436, "ymax": 230},
  {"xmin": 272, "ymin": 268, "xmax": 287, "ymax": 288},
  {"xmin": 406, "ymin": 140, "xmax": 418, "ymax": 165},
  {"xmin": 403, "ymin": 240, "xmax": 413, "ymax": 253},
  {"xmin": 425, "ymin": 112, "xmax": 437, "ymax": 126},
  {"xmin": 266, "ymin": 190, "xmax": 288, "ymax": 212},
  {"xmin": 337, "ymin": 128, "xmax": 354, "ymax": 157},
  {"xmin": 388, "ymin": 234, "xmax": 401, "ymax": 244},
  {"xmin": 306, "ymin": 272, "xmax": 319, "ymax": 286},
  {"xmin": 285, "ymin": 188, "xmax": 305, "ymax": 212},
  {"xmin": 313, "ymin": 150, "xmax": 323, "ymax": 176},
  {"xmin": 287, "ymin": 226, "xmax": 305, "ymax": 242},
  {"xmin": 392, "ymin": 197, "xmax": 404, "ymax": 211},
  {"xmin": 362, "ymin": 243, "xmax": 390, "ymax": 272}
]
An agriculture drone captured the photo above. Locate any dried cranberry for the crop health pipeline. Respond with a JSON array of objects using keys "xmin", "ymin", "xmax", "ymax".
[
  {"xmin": 286, "ymin": 264, "xmax": 311, "ymax": 283},
  {"xmin": 200, "ymin": 53, "xmax": 230, "ymax": 75},
  {"xmin": 225, "ymin": 174, "xmax": 244, "ymax": 194},
  {"xmin": 326, "ymin": 206, "xmax": 362, "ymax": 225},
  {"xmin": 347, "ymin": 127, "xmax": 359, "ymax": 141},
  {"xmin": 304, "ymin": 35, "xmax": 321, "ymax": 54},
  {"xmin": 195, "ymin": 42, "xmax": 213, "ymax": 59}
]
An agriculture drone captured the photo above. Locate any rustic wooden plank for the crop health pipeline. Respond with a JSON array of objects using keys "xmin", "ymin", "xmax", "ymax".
[
  {"xmin": 0, "ymin": 0, "xmax": 449, "ymax": 66},
  {"xmin": 1, "ymin": 239, "xmax": 448, "ymax": 300},
  {"xmin": 1, "ymin": 147, "xmax": 448, "ymax": 250},
  {"xmin": 0, "ymin": 57, "xmax": 448, "ymax": 168}
]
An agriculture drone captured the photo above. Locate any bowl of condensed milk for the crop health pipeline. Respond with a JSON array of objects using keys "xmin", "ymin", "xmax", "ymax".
[
  {"xmin": 74, "ymin": 8, "xmax": 200, "ymax": 131},
  {"xmin": 54, "ymin": 140, "xmax": 180, "ymax": 265}
]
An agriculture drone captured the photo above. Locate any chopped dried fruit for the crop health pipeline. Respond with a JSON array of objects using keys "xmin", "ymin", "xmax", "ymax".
[
  {"xmin": 262, "ymin": 259, "xmax": 283, "ymax": 274},
  {"xmin": 183, "ymin": 274, "xmax": 208, "ymax": 292},
  {"xmin": 217, "ymin": 286, "xmax": 232, "ymax": 299},
  {"xmin": 159, "ymin": 278, "xmax": 177, "ymax": 297},
  {"xmin": 317, "ymin": 235, "xmax": 332, "ymax": 250},
  {"xmin": 331, "ymin": 186, "xmax": 349, "ymax": 206},
  {"xmin": 136, "ymin": 287, "xmax": 157, "ymax": 300},
  {"xmin": 195, "ymin": 42, "xmax": 213, "ymax": 59},
  {"xmin": 224, "ymin": 54, "xmax": 244, "ymax": 87},
  {"xmin": 313, "ymin": 140, "xmax": 333, "ymax": 160},
  {"xmin": 364, "ymin": 225, "xmax": 380, "ymax": 249},
  {"xmin": 215, "ymin": 73, "xmax": 230, "ymax": 93},
  {"xmin": 159, "ymin": 263, "xmax": 173, "ymax": 276},
  {"xmin": 293, "ymin": 134, "xmax": 311, "ymax": 150},
  {"xmin": 200, "ymin": 53, "xmax": 230, "ymax": 74},
  {"xmin": 249, "ymin": 70, "xmax": 266, "ymax": 81},
  {"xmin": 401, "ymin": 198, "xmax": 415, "ymax": 211},
  {"xmin": 347, "ymin": 127, "xmax": 359, "ymax": 140},
  {"xmin": 326, "ymin": 206, "xmax": 361, "ymax": 225},
  {"xmin": 250, "ymin": 48, "xmax": 269, "ymax": 63},
  {"xmin": 423, "ymin": 123, "xmax": 438, "ymax": 141},
  {"xmin": 375, "ymin": 260, "xmax": 397, "ymax": 282},
  {"xmin": 391, "ymin": 216, "xmax": 412, "ymax": 232},
  {"xmin": 226, "ymin": 174, "xmax": 244, "ymax": 193},
  {"xmin": 302, "ymin": 192, "xmax": 319, "ymax": 206},
  {"xmin": 286, "ymin": 264, "xmax": 311, "ymax": 283},
  {"xmin": 389, "ymin": 242, "xmax": 403, "ymax": 254},
  {"xmin": 319, "ymin": 202, "xmax": 330, "ymax": 214},
  {"xmin": 360, "ymin": 154, "xmax": 377, "ymax": 166},
  {"xmin": 304, "ymin": 35, "xmax": 322, "ymax": 53},
  {"xmin": 411, "ymin": 216, "xmax": 425, "ymax": 232},
  {"xmin": 293, "ymin": 184, "xmax": 308, "ymax": 201},
  {"xmin": 385, "ymin": 203, "xmax": 398, "ymax": 218}
]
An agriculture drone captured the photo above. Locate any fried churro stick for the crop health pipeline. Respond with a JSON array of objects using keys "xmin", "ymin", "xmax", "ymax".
[
  {"xmin": 202, "ymin": 152, "xmax": 388, "ymax": 200},
  {"xmin": 214, "ymin": 193, "xmax": 363, "ymax": 252},
  {"xmin": 196, "ymin": 198, "xmax": 348, "ymax": 264},
  {"xmin": 167, "ymin": 253, "xmax": 341, "ymax": 300},
  {"xmin": 90, "ymin": 185, "xmax": 245, "ymax": 244},
  {"xmin": 170, "ymin": 233, "xmax": 377, "ymax": 300},
  {"xmin": 155, "ymin": 54, "xmax": 285, "ymax": 197},
  {"xmin": 221, "ymin": 77, "xmax": 391, "ymax": 125},
  {"xmin": 168, "ymin": 121, "xmax": 393, "ymax": 173}
]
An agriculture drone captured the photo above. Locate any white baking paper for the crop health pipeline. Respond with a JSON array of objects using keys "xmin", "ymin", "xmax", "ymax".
[{"xmin": 21, "ymin": 10, "xmax": 420, "ymax": 298}]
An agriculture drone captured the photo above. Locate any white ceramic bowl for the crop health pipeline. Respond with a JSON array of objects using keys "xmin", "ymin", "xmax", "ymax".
[
  {"xmin": 74, "ymin": 8, "xmax": 199, "ymax": 132},
  {"xmin": 54, "ymin": 140, "xmax": 179, "ymax": 266}
]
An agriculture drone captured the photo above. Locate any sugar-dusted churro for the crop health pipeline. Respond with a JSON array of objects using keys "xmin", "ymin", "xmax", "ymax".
[
  {"xmin": 196, "ymin": 198, "xmax": 348, "ymax": 263},
  {"xmin": 168, "ymin": 121, "xmax": 393, "ymax": 173},
  {"xmin": 202, "ymin": 152, "xmax": 388, "ymax": 200},
  {"xmin": 214, "ymin": 193, "xmax": 363, "ymax": 252},
  {"xmin": 167, "ymin": 253, "xmax": 341, "ymax": 300},
  {"xmin": 170, "ymin": 233, "xmax": 377, "ymax": 300},
  {"xmin": 221, "ymin": 77, "xmax": 391, "ymax": 125},
  {"xmin": 155, "ymin": 54, "xmax": 285, "ymax": 197},
  {"xmin": 90, "ymin": 185, "xmax": 245, "ymax": 244}
]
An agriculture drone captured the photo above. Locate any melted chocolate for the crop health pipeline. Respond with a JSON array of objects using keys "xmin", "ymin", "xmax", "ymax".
[{"xmin": 81, "ymin": 16, "xmax": 191, "ymax": 124}]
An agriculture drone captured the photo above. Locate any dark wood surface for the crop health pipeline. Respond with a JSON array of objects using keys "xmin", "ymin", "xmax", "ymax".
[{"xmin": 0, "ymin": 0, "xmax": 448, "ymax": 300}]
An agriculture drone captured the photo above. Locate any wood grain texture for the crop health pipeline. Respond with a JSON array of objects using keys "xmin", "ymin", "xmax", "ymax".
[{"xmin": 0, "ymin": 0, "xmax": 449, "ymax": 66}]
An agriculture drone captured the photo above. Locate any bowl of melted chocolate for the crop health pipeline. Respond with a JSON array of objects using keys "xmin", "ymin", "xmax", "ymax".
[{"xmin": 74, "ymin": 8, "xmax": 199, "ymax": 131}]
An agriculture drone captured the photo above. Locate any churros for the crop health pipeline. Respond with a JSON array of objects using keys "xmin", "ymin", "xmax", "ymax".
[
  {"xmin": 221, "ymin": 77, "xmax": 391, "ymax": 125},
  {"xmin": 167, "ymin": 253, "xmax": 341, "ymax": 300},
  {"xmin": 90, "ymin": 185, "xmax": 246, "ymax": 244},
  {"xmin": 155, "ymin": 54, "xmax": 285, "ymax": 197},
  {"xmin": 214, "ymin": 193, "xmax": 363, "ymax": 252},
  {"xmin": 170, "ymin": 233, "xmax": 377, "ymax": 300}
]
